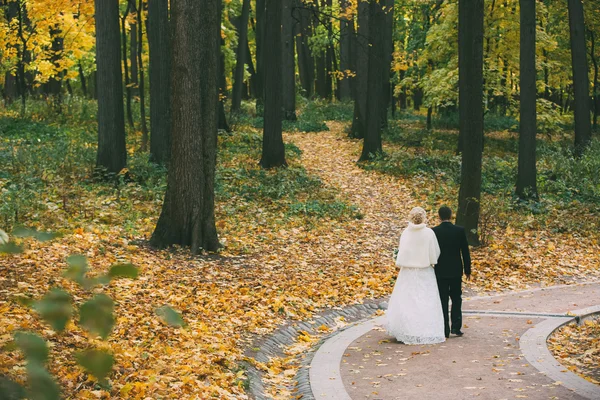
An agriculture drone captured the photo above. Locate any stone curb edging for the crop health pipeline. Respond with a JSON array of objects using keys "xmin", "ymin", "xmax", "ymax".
[
  {"xmin": 520, "ymin": 305, "xmax": 600, "ymax": 400},
  {"xmin": 243, "ymin": 302, "xmax": 385, "ymax": 400}
]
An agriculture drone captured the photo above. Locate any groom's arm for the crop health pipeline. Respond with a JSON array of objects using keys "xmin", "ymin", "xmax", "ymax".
[{"xmin": 460, "ymin": 228, "xmax": 472, "ymax": 278}]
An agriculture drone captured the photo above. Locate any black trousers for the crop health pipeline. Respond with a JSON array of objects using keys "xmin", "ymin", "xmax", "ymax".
[{"xmin": 437, "ymin": 277, "xmax": 463, "ymax": 334}]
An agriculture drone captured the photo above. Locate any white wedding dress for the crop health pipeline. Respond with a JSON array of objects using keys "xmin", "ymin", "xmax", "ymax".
[{"xmin": 384, "ymin": 222, "xmax": 446, "ymax": 345}]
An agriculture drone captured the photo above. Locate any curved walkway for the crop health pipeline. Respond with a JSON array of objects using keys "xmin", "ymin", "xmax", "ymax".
[{"xmin": 310, "ymin": 282, "xmax": 600, "ymax": 400}]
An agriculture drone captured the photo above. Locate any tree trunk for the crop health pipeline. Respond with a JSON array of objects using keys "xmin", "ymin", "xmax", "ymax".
[
  {"xmin": 282, "ymin": 0, "xmax": 297, "ymax": 120},
  {"xmin": 516, "ymin": 0, "xmax": 538, "ymax": 200},
  {"xmin": 589, "ymin": 30, "xmax": 598, "ymax": 130},
  {"xmin": 399, "ymin": 70, "xmax": 407, "ymax": 109},
  {"xmin": 148, "ymin": 0, "xmax": 171, "ymax": 165},
  {"xmin": 231, "ymin": 0, "xmax": 250, "ymax": 114},
  {"xmin": 359, "ymin": 0, "xmax": 384, "ymax": 161},
  {"xmin": 138, "ymin": 0, "xmax": 150, "ymax": 151},
  {"xmin": 339, "ymin": 0, "xmax": 353, "ymax": 100},
  {"xmin": 567, "ymin": 0, "xmax": 592, "ymax": 155},
  {"xmin": 95, "ymin": 0, "xmax": 127, "ymax": 175},
  {"xmin": 296, "ymin": 1, "xmax": 314, "ymax": 97},
  {"xmin": 255, "ymin": 0, "xmax": 266, "ymax": 112},
  {"xmin": 151, "ymin": 0, "xmax": 221, "ymax": 253},
  {"xmin": 218, "ymin": 35, "xmax": 231, "ymax": 133},
  {"xmin": 45, "ymin": 25, "xmax": 64, "ymax": 110},
  {"xmin": 121, "ymin": 3, "xmax": 135, "ymax": 128},
  {"xmin": 78, "ymin": 63, "xmax": 89, "ymax": 98},
  {"xmin": 456, "ymin": 0, "xmax": 484, "ymax": 246},
  {"xmin": 381, "ymin": 0, "xmax": 394, "ymax": 127},
  {"xmin": 260, "ymin": 0, "xmax": 287, "ymax": 168},
  {"xmin": 350, "ymin": 0, "xmax": 369, "ymax": 139}
]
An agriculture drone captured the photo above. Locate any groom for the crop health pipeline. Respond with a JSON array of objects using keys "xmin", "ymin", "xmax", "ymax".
[{"xmin": 433, "ymin": 206, "xmax": 471, "ymax": 338}]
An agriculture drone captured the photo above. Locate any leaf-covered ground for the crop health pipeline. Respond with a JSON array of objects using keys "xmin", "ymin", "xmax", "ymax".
[
  {"xmin": 1, "ymin": 114, "xmax": 600, "ymax": 399},
  {"xmin": 548, "ymin": 316, "xmax": 600, "ymax": 385}
]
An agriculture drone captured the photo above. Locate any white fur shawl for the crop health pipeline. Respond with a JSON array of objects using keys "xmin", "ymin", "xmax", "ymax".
[{"xmin": 395, "ymin": 223, "xmax": 441, "ymax": 268}]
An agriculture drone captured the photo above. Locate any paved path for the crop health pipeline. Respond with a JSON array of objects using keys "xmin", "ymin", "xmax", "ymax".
[{"xmin": 310, "ymin": 282, "xmax": 600, "ymax": 400}]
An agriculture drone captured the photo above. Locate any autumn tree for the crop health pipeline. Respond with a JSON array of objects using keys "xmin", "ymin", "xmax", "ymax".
[
  {"xmin": 350, "ymin": 0, "xmax": 369, "ymax": 139},
  {"xmin": 260, "ymin": 0, "xmax": 287, "ymax": 168},
  {"xmin": 95, "ymin": 0, "xmax": 127, "ymax": 175},
  {"xmin": 148, "ymin": 0, "xmax": 171, "ymax": 165},
  {"xmin": 456, "ymin": 0, "xmax": 484, "ymax": 246},
  {"xmin": 151, "ymin": 0, "xmax": 221, "ymax": 253},
  {"xmin": 296, "ymin": 0, "xmax": 315, "ymax": 97},
  {"xmin": 359, "ymin": 0, "xmax": 385, "ymax": 161},
  {"xmin": 338, "ymin": 0, "xmax": 354, "ymax": 101},
  {"xmin": 567, "ymin": 0, "xmax": 592, "ymax": 155},
  {"xmin": 516, "ymin": 0, "xmax": 538, "ymax": 200}
]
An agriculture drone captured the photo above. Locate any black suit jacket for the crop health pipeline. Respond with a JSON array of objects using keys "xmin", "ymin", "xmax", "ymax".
[{"xmin": 432, "ymin": 222, "xmax": 471, "ymax": 279}]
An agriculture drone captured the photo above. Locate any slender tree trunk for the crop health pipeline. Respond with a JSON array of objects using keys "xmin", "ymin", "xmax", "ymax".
[
  {"xmin": 381, "ymin": 0, "xmax": 394, "ymax": 127},
  {"xmin": 151, "ymin": 0, "xmax": 221, "ymax": 253},
  {"xmin": 121, "ymin": 3, "xmax": 135, "ymax": 127},
  {"xmin": 255, "ymin": 0, "xmax": 266, "ymax": 112},
  {"xmin": 350, "ymin": 0, "xmax": 369, "ymax": 139},
  {"xmin": 339, "ymin": 0, "xmax": 353, "ymax": 100},
  {"xmin": 46, "ymin": 26, "xmax": 64, "ymax": 110},
  {"xmin": 399, "ymin": 70, "xmax": 407, "ymax": 109},
  {"xmin": 148, "ymin": 0, "xmax": 171, "ymax": 165},
  {"xmin": 456, "ymin": 0, "xmax": 484, "ymax": 246},
  {"xmin": 567, "ymin": 0, "xmax": 592, "ymax": 155},
  {"xmin": 78, "ymin": 63, "xmax": 89, "ymax": 98},
  {"xmin": 2, "ymin": 1, "xmax": 18, "ymax": 104},
  {"xmin": 296, "ymin": 1, "xmax": 315, "ymax": 97},
  {"xmin": 245, "ymin": 38, "xmax": 257, "ymax": 97},
  {"xmin": 260, "ymin": 0, "xmax": 287, "ymax": 168},
  {"xmin": 359, "ymin": 0, "xmax": 384, "ymax": 161},
  {"xmin": 231, "ymin": 0, "xmax": 250, "ymax": 114},
  {"xmin": 138, "ymin": 0, "xmax": 149, "ymax": 151},
  {"xmin": 516, "ymin": 0, "xmax": 538, "ymax": 200},
  {"xmin": 589, "ymin": 30, "xmax": 598, "ymax": 130},
  {"xmin": 218, "ymin": 35, "xmax": 231, "ymax": 132},
  {"xmin": 95, "ymin": 0, "xmax": 127, "ymax": 175},
  {"xmin": 130, "ymin": 0, "xmax": 139, "ymax": 95},
  {"xmin": 282, "ymin": 0, "xmax": 297, "ymax": 120}
]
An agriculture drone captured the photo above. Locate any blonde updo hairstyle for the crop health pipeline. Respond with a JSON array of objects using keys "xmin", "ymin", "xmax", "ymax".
[{"xmin": 408, "ymin": 207, "xmax": 428, "ymax": 225}]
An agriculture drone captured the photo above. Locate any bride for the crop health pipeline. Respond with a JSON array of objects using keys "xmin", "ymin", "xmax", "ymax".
[{"xmin": 384, "ymin": 207, "xmax": 446, "ymax": 344}]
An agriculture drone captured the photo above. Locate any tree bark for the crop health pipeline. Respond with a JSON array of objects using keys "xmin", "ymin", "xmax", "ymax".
[
  {"xmin": 567, "ymin": 0, "xmax": 592, "ymax": 155},
  {"xmin": 260, "ymin": 0, "xmax": 287, "ymax": 168},
  {"xmin": 350, "ymin": 0, "xmax": 369, "ymax": 139},
  {"xmin": 589, "ymin": 30, "xmax": 598, "ymax": 130},
  {"xmin": 255, "ymin": 0, "xmax": 266, "ymax": 111},
  {"xmin": 95, "ymin": 0, "xmax": 127, "ymax": 175},
  {"xmin": 121, "ymin": 3, "xmax": 135, "ymax": 128},
  {"xmin": 359, "ymin": 0, "xmax": 384, "ymax": 161},
  {"xmin": 296, "ymin": 1, "xmax": 315, "ymax": 97},
  {"xmin": 381, "ymin": 0, "xmax": 394, "ymax": 127},
  {"xmin": 231, "ymin": 0, "xmax": 250, "ymax": 114},
  {"xmin": 339, "ymin": 0, "xmax": 353, "ymax": 100},
  {"xmin": 456, "ymin": 0, "xmax": 484, "ymax": 246},
  {"xmin": 148, "ymin": 0, "xmax": 171, "ymax": 165},
  {"xmin": 516, "ymin": 0, "xmax": 538, "ymax": 200},
  {"xmin": 151, "ymin": 0, "xmax": 221, "ymax": 253},
  {"xmin": 78, "ymin": 62, "xmax": 89, "ymax": 98},
  {"xmin": 129, "ymin": 0, "xmax": 139, "ymax": 95},
  {"xmin": 137, "ymin": 0, "xmax": 150, "ymax": 151},
  {"xmin": 282, "ymin": 0, "xmax": 297, "ymax": 120}
]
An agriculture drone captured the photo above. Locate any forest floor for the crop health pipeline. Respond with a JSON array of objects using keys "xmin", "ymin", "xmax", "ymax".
[{"xmin": 1, "ymin": 107, "xmax": 599, "ymax": 399}]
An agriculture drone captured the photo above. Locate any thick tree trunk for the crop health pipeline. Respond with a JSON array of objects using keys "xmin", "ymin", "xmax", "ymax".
[
  {"xmin": 95, "ymin": 0, "xmax": 127, "ymax": 175},
  {"xmin": 151, "ymin": 0, "xmax": 220, "ymax": 253},
  {"xmin": 255, "ymin": 0, "xmax": 266, "ymax": 111},
  {"xmin": 456, "ymin": 0, "xmax": 484, "ymax": 246},
  {"xmin": 339, "ymin": 0, "xmax": 353, "ymax": 100},
  {"xmin": 359, "ymin": 0, "xmax": 384, "ymax": 161},
  {"xmin": 260, "ymin": 0, "xmax": 287, "ymax": 168},
  {"xmin": 282, "ymin": 0, "xmax": 297, "ymax": 120},
  {"xmin": 231, "ymin": 0, "xmax": 250, "ymax": 114},
  {"xmin": 516, "ymin": 0, "xmax": 538, "ymax": 200},
  {"xmin": 148, "ymin": 0, "xmax": 171, "ymax": 165},
  {"xmin": 296, "ymin": 1, "xmax": 314, "ymax": 98},
  {"xmin": 129, "ymin": 0, "xmax": 139, "ymax": 95},
  {"xmin": 350, "ymin": 0, "xmax": 369, "ymax": 139},
  {"xmin": 567, "ymin": 0, "xmax": 592, "ymax": 155},
  {"xmin": 138, "ymin": 0, "xmax": 150, "ymax": 151}
]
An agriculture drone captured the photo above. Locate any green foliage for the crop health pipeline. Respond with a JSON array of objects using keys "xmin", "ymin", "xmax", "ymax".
[
  {"xmin": 156, "ymin": 306, "xmax": 186, "ymax": 328},
  {"xmin": 33, "ymin": 289, "xmax": 73, "ymax": 333},
  {"xmin": 14, "ymin": 332, "xmax": 49, "ymax": 364},
  {"xmin": 75, "ymin": 349, "xmax": 114, "ymax": 388},
  {"xmin": 25, "ymin": 363, "xmax": 61, "ymax": 400},
  {"xmin": 79, "ymin": 294, "xmax": 115, "ymax": 340},
  {"xmin": 108, "ymin": 263, "xmax": 139, "ymax": 279}
]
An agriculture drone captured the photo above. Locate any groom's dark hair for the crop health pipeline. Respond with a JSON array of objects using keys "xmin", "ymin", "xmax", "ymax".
[{"xmin": 439, "ymin": 206, "xmax": 452, "ymax": 221}]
